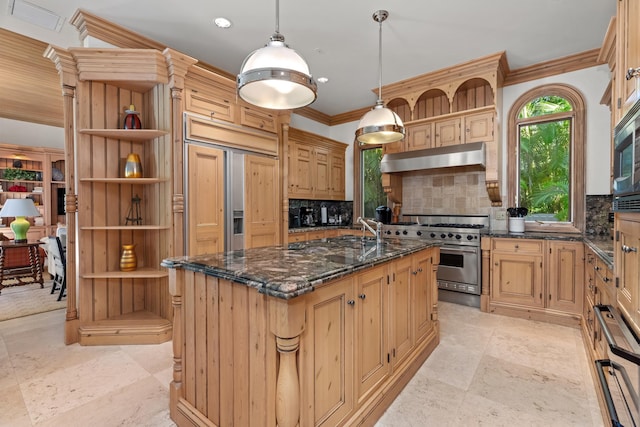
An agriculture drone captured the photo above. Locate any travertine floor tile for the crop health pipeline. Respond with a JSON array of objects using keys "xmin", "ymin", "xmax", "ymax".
[
  {"xmin": 20, "ymin": 350, "xmax": 151, "ymax": 424},
  {"xmin": 1, "ymin": 300, "xmax": 602, "ymax": 426}
]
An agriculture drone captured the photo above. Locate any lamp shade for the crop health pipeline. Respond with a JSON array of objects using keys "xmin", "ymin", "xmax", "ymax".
[
  {"xmin": 355, "ymin": 102, "xmax": 405, "ymax": 145},
  {"xmin": 238, "ymin": 39, "xmax": 317, "ymax": 110},
  {"xmin": 0, "ymin": 198, "xmax": 41, "ymax": 218},
  {"xmin": 0, "ymin": 198, "xmax": 41, "ymax": 242}
]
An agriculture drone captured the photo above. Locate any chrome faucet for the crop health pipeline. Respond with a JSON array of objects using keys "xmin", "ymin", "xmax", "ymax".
[{"xmin": 356, "ymin": 217, "xmax": 383, "ymax": 244}]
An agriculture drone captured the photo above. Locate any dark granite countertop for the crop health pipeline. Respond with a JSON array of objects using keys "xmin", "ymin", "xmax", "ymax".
[
  {"xmin": 584, "ymin": 235, "xmax": 614, "ymax": 269},
  {"xmin": 162, "ymin": 236, "xmax": 436, "ymax": 299},
  {"xmin": 288, "ymin": 225, "xmax": 355, "ymax": 233}
]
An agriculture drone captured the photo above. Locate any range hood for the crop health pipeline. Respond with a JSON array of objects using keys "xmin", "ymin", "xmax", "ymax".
[{"xmin": 380, "ymin": 141, "xmax": 486, "ymax": 173}]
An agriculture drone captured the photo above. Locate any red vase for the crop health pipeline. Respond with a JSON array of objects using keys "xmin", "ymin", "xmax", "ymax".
[{"xmin": 123, "ymin": 104, "xmax": 142, "ymax": 129}]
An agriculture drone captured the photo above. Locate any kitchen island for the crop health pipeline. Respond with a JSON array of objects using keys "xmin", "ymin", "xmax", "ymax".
[{"xmin": 162, "ymin": 236, "xmax": 440, "ymax": 427}]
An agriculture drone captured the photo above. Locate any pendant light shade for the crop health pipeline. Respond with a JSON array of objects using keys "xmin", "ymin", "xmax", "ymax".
[
  {"xmin": 356, "ymin": 10, "xmax": 405, "ymax": 145},
  {"xmin": 237, "ymin": 0, "xmax": 317, "ymax": 110}
]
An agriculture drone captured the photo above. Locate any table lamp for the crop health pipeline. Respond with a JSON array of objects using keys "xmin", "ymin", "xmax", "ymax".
[{"xmin": 0, "ymin": 198, "xmax": 41, "ymax": 243}]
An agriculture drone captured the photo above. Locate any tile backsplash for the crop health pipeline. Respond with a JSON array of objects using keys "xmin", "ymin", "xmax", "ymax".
[{"xmin": 289, "ymin": 199, "xmax": 353, "ymax": 228}]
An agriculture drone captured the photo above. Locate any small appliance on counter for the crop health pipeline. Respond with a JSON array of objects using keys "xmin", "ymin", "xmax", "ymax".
[{"xmin": 375, "ymin": 206, "xmax": 392, "ymax": 224}]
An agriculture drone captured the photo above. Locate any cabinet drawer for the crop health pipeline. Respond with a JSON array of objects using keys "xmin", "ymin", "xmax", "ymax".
[
  {"xmin": 185, "ymin": 87, "xmax": 236, "ymax": 123},
  {"xmin": 240, "ymin": 106, "xmax": 277, "ymax": 133},
  {"xmin": 288, "ymin": 233, "xmax": 307, "ymax": 243},
  {"xmin": 491, "ymin": 238, "xmax": 543, "ymax": 254}
]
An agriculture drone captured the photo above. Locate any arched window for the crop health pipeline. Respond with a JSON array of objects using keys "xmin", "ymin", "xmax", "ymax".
[{"xmin": 507, "ymin": 84, "xmax": 585, "ymax": 233}]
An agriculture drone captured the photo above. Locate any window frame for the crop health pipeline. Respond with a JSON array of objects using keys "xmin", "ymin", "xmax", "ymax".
[
  {"xmin": 353, "ymin": 141, "xmax": 385, "ymax": 221},
  {"xmin": 506, "ymin": 84, "xmax": 585, "ymax": 233}
]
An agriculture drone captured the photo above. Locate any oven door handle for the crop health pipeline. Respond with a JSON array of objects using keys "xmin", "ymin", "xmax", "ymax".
[
  {"xmin": 594, "ymin": 305, "xmax": 640, "ymax": 365},
  {"xmin": 595, "ymin": 359, "xmax": 638, "ymax": 426},
  {"xmin": 440, "ymin": 246, "xmax": 478, "ymax": 255}
]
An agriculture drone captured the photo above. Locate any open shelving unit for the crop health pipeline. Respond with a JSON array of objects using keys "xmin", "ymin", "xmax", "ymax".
[
  {"xmin": 0, "ymin": 145, "xmax": 65, "ymax": 239},
  {"xmin": 45, "ymin": 47, "xmax": 197, "ymax": 345}
]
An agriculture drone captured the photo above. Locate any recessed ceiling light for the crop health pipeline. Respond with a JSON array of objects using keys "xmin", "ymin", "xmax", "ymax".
[
  {"xmin": 317, "ymin": 77, "xmax": 329, "ymax": 84},
  {"xmin": 214, "ymin": 17, "xmax": 232, "ymax": 29}
]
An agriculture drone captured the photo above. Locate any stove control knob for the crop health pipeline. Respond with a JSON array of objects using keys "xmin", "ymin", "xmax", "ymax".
[
  {"xmin": 395, "ymin": 231, "xmax": 401, "ymax": 235},
  {"xmin": 467, "ymin": 235, "xmax": 474, "ymax": 240},
  {"xmin": 447, "ymin": 233, "xmax": 453, "ymax": 238},
  {"xmin": 385, "ymin": 230, "xmax": 391, "ymax": 235},
  {"xmin": 402, "ymin": 230, "xmax": 408, "ymax": 235},
  {"xmin": 455, "ymin": 234, "xmax": 462, "ymax": 240},
  {"xmin": 440, "ymin": 233, "xmax": 446, "ymax": 239},
  {"xmin": 430, "ymin": 233, "xmax": 436, "ymax": 238},
  {"xmin": 416, "ymin": 231, "xmax": 422, "ymax": 236}
]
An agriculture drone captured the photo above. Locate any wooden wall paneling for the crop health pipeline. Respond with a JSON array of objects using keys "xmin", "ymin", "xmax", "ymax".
[
  {"xmin": 0, "ymin": 29, "xmax": 63, "ymax": 127},
  {"xmin": 233, "ymin": 284, "xmax": 250, "ymax": 424},
  {"xmin": 206, "ymin": 274, "xmax": 221, "ymax": 422},
  {"xmin": 194, "ymin": 270, "xmax": 208, "ymax": 414},
  {"xmin": 245, "ymin": 154, "xmax": 280, "ymax": 249},
  {"xmin": 91, "ymin": 82, "xmax": 109, "ymax": 322},
  {"xmin": 184, "ymin": 269, "xmax": 196, "ymax": 406},
  {"xmin": 218, "ymin": 277, "xmax": 234, "ymax": 426}
]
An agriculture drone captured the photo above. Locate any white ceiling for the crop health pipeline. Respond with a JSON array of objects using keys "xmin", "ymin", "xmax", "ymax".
[{"xmin": 0, "ymin": 0, "xmax": 616, "ymax": 117}]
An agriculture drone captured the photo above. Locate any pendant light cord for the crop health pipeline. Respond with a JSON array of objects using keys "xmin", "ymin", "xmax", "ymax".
[
  {"xmin": 275, "ymin": 0, "xmax": 280, "ymax": 36},
  {"xmin": 377, "ymin": 13, "xmax": 383, "ymax": 103}
]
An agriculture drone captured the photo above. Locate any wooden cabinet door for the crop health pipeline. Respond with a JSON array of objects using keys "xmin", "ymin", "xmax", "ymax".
[
  {"xmin": 618, "ymin": 0, "xmax": 640, "ymax": 115},
  {"xmin": 355, "ymin": 264, "xmax": 389, "ymax": 403},
  {"xmin": 406, "ymin": 122, "xmax": 433, "ymax": 151},
  {"xmin": 244, "ymin": 154, "xmax": 280, "ymax": 249},
  {"xmin": 616, "ymin": 215, "xmax": 640, "ymax": 332},
  {"xmin": 546, "ymin": 241, "xmax": 584, "ymax": 313},
  {"xmin": 491, "ymin": 252, "xmax": 543, "ymax": 307},
  {"xmin": 329, "ymin": 151, "xmax": 345, "ymax": 200},
  {"xmin": 413, "ymin": 250, "xmax": 434, "ymax": 342},
  {"xmin": 314, "ymin": 147, "xmax": 330, "ymax": 199},
  {"xmin": 389, "ymin": 256, "xmax": 414, "ymax": 369},
  {"xmin": 292, "ymin": 143, "xmax": 314, "ymax": 198},
  {"xmin": 434, "ymin": 118, "xmax": 461, "ymax": 147},
  {"xmin": 187, "ymin": 144, "xmax": 224, "ymax": 256},
  {"xmin": 301, "ymin": 277, "xmax": 354, "ymax": 427},
  {"xmin": 463, "ymin": 111, "xmax": 494, "ymax": 144}
]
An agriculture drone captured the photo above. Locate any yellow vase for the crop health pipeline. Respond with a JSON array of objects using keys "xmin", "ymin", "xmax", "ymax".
[
  {"xmin": 124, "ymin": 153, "xmax": 143, "ymax": 178},
  {"xmin": 119, "ymin": 244, "xmax": 137, "ymax": 271}
]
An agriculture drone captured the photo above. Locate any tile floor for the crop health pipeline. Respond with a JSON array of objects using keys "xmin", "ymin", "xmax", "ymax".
[{"xmin": 0, "ymin": 302, "xmax": 603, "ymax": 426}]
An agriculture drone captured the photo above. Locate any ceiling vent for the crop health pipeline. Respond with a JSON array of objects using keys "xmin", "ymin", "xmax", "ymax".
[{"xmin": 7, "ymin": 0, "xmax": 65, "ymax": 32}]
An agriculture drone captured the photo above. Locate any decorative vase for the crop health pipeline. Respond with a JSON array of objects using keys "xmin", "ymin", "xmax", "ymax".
[
  {"xmin": 120, "ymin": 244, "xmax": 137, "ymax": 271},
  {"xmin": 123, "ymin": 104, "xmax": 142, "ymax": 129},
  {"xmin": 124, "ymin": 153, "xmax": 143, "ymax": 178}
]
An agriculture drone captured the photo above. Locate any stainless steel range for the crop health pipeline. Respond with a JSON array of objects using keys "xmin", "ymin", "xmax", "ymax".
[{"xmin": 382, "ymin": 214, "xmax": 490, "ymax": 307}]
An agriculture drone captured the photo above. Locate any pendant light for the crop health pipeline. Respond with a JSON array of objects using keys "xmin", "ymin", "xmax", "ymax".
[
  {"xmin": 237, "ymin": 0, "xmax": 317, "ymax": 110},
  {"xmin": 355, "ymin": 10, "xmax": 405, "ymax": 145}
]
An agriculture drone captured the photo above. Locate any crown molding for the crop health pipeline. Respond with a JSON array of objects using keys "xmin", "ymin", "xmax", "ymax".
[{"xmin": 503, "ymin": 49, "xmax": 603, "ymax": 86}]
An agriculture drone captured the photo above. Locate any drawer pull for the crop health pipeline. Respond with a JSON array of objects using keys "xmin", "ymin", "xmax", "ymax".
[{"xmin": 622, "ymin": 245, "xmax": 638, "ymax": 253}]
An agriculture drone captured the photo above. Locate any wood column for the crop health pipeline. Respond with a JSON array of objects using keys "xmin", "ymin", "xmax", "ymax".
[
  {"xmin": 269, "ymin": 297, "xmax": 305, "ymax": 427},
  {"xmin": 44, "ymin": 46, "xmax": 80, "ymax": 344},
  {"xmin": 480, "ymin": 237, "xmax": 492, "ymax": 312},
  {"xmin": 168, "ymin": 267, "xmax": 184, "ymax": 421}
]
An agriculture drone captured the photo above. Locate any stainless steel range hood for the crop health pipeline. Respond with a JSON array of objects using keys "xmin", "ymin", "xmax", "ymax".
[{"xmin": 380, "ymin": 141, "xmax": 486, "ymax": 173}]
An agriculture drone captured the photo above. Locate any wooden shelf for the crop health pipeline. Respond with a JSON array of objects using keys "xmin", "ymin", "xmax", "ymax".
[
  {"xmin": 80, "ymin": 225, "xmax": 170, "ymax": 231},
  {"xmin": 79, "ymin": 177, "xmax": 168, "ymax": 184},
  {"xmin": 82, "ymin": 268, "xmax": 169, "ymax": 279},
  {"xmin": 79, "ymin": 129, "xmax": 169, "ymax": 141},
  {"xmin": 77, "ymin": 310, "xmax": 172, "ymax": 345}
]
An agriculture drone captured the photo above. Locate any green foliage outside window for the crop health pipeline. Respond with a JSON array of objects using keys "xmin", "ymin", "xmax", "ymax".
[
  {"xmin": 518, "ymin": 96, "xmax": 572, "ymax": 222},
  {"xmin": 362, "ymin": 148, "xmax": 386, "ymax": 218}
]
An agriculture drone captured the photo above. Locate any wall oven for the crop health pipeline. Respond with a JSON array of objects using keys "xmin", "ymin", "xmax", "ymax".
[
  {"xmin": 594, "ymin": 304, "xmax": 640, "ymax": 426},
  {"xmin": 613, "ymin": 101, "xmax": 640, "ymax": 198}
]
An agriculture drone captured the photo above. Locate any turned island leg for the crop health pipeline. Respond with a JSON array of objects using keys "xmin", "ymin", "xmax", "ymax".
[{"xmin": 269, "ymin": 297, "xmax": 305, "ymax": 427}]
